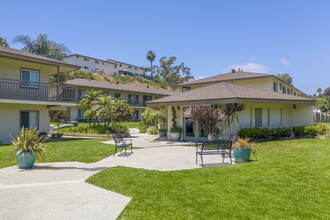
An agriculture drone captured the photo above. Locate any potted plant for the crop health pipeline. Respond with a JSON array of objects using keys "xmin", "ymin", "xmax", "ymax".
[
  {"xmin": 233, "ymin": 137, "xmax": 256, "ymax": 163},
  {"xmin": 11, "ymin": 127, "xmax": 46, "ymax": 169},
  {"xmin": 169, "ymin": 106, "xmax": 182, "ymax": 141}
]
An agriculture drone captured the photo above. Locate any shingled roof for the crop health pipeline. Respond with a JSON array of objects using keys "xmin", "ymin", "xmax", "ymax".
[
  {"xmin": 0, "ymin": 46, "xmax": 80, "ymax": 70},
  {"xmin": 178, "ymin": 71, "xmax": 272, "ymax": 86},
  {"xmin": 147, "ymin": 82, "xmax": 315, "ymax": 107},
  {"xmin": 65, "ymin": 78, "xmax": 177, "ymax": 96}
]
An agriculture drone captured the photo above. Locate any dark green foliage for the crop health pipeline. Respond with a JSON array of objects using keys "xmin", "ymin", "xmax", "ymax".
[
  {"xmin": 292, "ymin": 126, "xmax": 317, "ymax": 138},
  {"xmin": 238, "ymin": 127, "xmax": 291, "ymax": 140},
  {"xmin": 57, "ymin": 124, "xmax": 128, "ymax": 134}
]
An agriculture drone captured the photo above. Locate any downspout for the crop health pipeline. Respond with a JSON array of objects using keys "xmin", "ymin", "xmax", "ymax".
[{"xmin": 56, "ymin": 66, "xmax": 60, "ymax": 100}]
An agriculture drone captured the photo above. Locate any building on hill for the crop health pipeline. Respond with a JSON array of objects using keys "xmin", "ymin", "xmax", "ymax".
[
  {"xmin": 0, "ymin": 46, "xmax": 80, "ymax": 144},
  {"xmin": 64, "ymin": 54, "xmax": 145, "ymax": 77},
  {"xmin": 147, "ymin": 69, "xmax": 316, "ymax": 141},
  {"xmin": 64, "ymin": 78, "xmax": 177, "ymax": 121}
]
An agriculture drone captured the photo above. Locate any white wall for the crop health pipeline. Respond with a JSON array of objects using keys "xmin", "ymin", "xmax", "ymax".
[{"xmin": 0, "ymin": 104, "xmax": 50, "ymax": 144}]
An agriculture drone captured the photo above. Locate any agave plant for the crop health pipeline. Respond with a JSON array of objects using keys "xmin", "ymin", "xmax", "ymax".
[
  {"xmin": 201, "ymin": 106, "xmax": 224, "ymax": 135},
  {"xmin": 220, "ymin": 103, "xmax": 245, "ymax": 135},
  {"xmin": 11, "ymin": 127, "xmax": 46, "ymax": 160}
]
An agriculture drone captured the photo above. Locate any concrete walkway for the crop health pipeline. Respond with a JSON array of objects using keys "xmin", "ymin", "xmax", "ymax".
[{"xmin": 0, "ymin": 129, "xmax": 235, "ymax": 220}]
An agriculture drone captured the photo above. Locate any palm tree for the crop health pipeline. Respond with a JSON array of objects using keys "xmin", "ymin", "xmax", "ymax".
[
  {"xmin": 0, "ymin": 37, "xmax": 10, "ymax": 47},
  {"xmin": 316, "ymin": 88, "xmax": 323, "ymax": 97},
  {"xmin": 220, "ymin": 103, "xmax": 245, "ymax": 135},
  {"xmin": 94, "ymin": 96, "xmax": 113, "ymax": 128},
  {"xmin": 79, "ymin": 89, "xmax": 103, "ymax": 127},
  {"xmin": 146, "ymin": 50, "xmax": 156, "ymax": 78},
  {"xmin": 12, "ymin": 33, "xmax": 70, "ymax": 60}
]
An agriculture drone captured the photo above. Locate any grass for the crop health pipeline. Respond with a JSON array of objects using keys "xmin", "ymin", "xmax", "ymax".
[
  {"xmin": 0, "ymin": 138, "xmax": 118, "ymax": 168},
  {"xmin": 87, "ymin": 138, "xmax": 330, "ymax": 219}
]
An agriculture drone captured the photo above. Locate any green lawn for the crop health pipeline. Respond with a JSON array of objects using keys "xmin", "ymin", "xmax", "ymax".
[
  {"xmin": 0, "ymin": 138, "xmax": 117, "ymax": 168},
  {"xmin": 87, "ymin": 138, "xmax": 330, "ymax": 219}
]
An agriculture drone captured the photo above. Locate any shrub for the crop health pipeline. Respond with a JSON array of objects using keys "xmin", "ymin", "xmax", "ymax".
[
  {"xmin": 147, "ymin": 126, "xmax": 159, "ymax": 135},
  {"xmin": 316, "ymin": 123, "xmax": 328, "ymax": 135},
  {"xmin": 57, "ymin": 124, "xmax": 128, "ymax": 134},
  {"xmin": 292, "ymin": 126, "xmax": 318, "ymax": 138},
  {"xmin": 56, "ymin": 133, "xmax": 63, "ymax": 138},
  {"xmin": 304, "ymin": 126, "xmax": 317, "ymax": 137},
  {"xmin": 138, "ymin": 122, "xmax": 148, "ymax": 133},
  {"xmin": 238, "ymin": 127, "xmax": 291, "ymax": 140},
  {"xmin": 292, "ymin": 126, "xmax": 304, "ymax": 137}
]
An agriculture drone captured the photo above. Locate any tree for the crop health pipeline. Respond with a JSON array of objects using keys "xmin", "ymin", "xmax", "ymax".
[
  {"xmin": 111, "ymin": 99, "xmax": 135, "ymax": 134},
  {"xmin": 0, "ymin": 37, "xmax": 10, "ymax": 47},
  {"xmin": 220, "ymin": 103, "xmax": 245, "ymax": 135},
  {"xmin": 155, "ymin": 56, "xmax": 194, "ymax": 89},
  {"xmin": 316, "ymin": 88, "xmax": 323, "ymax": 97},
  {"xmin": 276, "ymin": 73, "xmax": 293, "ymax": 85},
  {"xmin": 49, "ymin": 110, "xmax": 69, "ymax": 128},
  {"xmin": 12, "ymin": 33, "xmax": 70, "ymax": 60},
  {"xmin": 79, "ymin": 89, "xmax": 103, "ymax": 126},
  {"xmin": 93, "ymin": 96, "xmax": 113, "ymax": 128},
  {"xmin": 317, "ymin": 98, "xmax": 329, "ymax": 112},
  {"xmin": 146, "ymin": 50, "xmax": 156, "ymax": 78}
]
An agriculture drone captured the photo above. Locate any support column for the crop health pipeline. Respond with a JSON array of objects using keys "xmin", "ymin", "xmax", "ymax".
[{"xmin": 56, "ymin": 66, "xmax": 60, "ymax": 100}]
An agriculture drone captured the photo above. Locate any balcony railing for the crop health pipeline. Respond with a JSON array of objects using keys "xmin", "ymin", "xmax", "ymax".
[{"xmin": 0, "ymin": 78, "xmax": 76, "ymax": 102}]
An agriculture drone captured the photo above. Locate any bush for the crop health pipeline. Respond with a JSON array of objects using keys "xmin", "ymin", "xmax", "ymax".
[
  {"xmin": 316, "ymin": 123, "xmax": 328, "ymax": 135},
  {"xmin": 57, "ymin": 124, "xmax": 128, "ymax": 134},
  {"xmin": 292, "ymin": 126, "xmax": 304, "ymax": 137},
  {"xmin": 238, "ymin": 127, "xmax": 291, "ymax": 140},
  {"xmin": 146, "ymin": 126, "xmax": 158, "ymax": 135},
  {"xmin": 303, "ymin": 126, "xmax": 317, "ymax": 137},
  {"xmin": 138, "ymin": 122, "xmax": 148, "ymax": 133}
]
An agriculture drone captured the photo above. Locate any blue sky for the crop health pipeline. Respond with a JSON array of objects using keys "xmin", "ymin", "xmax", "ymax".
[{"xmin": 1, "ymin": 0, "xmax": 329, "ymax": 94}]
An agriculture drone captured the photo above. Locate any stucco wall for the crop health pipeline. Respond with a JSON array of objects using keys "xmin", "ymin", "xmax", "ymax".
[
  {"xmin": 0, "ymin": 104, "xmax": 50, "ymax": 144},
  {"xmin": 0, "ymin": 56, "xmax": 55, "ymax": 83}
]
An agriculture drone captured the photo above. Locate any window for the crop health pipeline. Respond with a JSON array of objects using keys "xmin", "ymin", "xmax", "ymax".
[
  {"xmin": 114, "ymin": 65, "xmax": 117, "ymax": 69},
  {"xmin": 84, "ymin": 66, "xmax": 89, "ymax": 69},
  {"xmin": 282, "ymin": 87, "xmax": 286, "ymax": 94},
  {"xmin": 271, "ymin": 109, "xmax": 282, "ymax": 127},
  {"xmin": 95, "ymin": 60, "xmax": 99, "ymax": 64},
  {"xmin": 128, "ymin": 66, "xmax": 132, "ymax": 69},
  {"xmin": 21, "ymin": 69, "xmax": 39, "ymax": 88},
  {"xmin": 280, "ymin": 84, "xmax": 282, "ymax": 90},
  {"xmin": 78, "ymin": 90, "xmax": 86, "ymax": 100},
  {"xmin": 76, "ymin": 55, "xmax": 79, "ymax": 58},
  {"xmin": 135, "ymin": 110, "xmax": 139, "ymax": 119},
  {"xmin": 135, "ymin": 67, "xmax": 137, "ymax": 70},
  {"xmin": 240, "ymin": 108, "xmax": 252, "ymax": 128},
  {"xmin": 84, "ymin": 58, "xmax": 89, "ymax": 61},
  {"xmin": 102, "ymin": 62, "xmax": 104, "ymax": 65},
  {"xmin": 255, "ymin": 108, "xmax": 269, "ymax": 128},
  {"xmin": 294, "ymin": 92, "xmax": 296, "ymax": 96},
  {"xmin": 119, "ymin": 64, "xmax": 122, "ymax": 67},
  {"xmin": 20, "ymin": 111, "xmax": 39, "ymax": 129},
  {"xmin": 273, "ymin": 82, "xmax": 278, "ymax": 92},
  {"xmin": 114, "ymin": 93, "xmax": 121, "ymax": 99}
]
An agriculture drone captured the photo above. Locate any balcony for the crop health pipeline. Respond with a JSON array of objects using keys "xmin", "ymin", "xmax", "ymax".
[
  {"xmin": 126, "ymin": 100, "xmax": 147, "ymax": 107},
  {"xmin": 0, "ymin": 78, "xmax": 76, "ymax": 102}
]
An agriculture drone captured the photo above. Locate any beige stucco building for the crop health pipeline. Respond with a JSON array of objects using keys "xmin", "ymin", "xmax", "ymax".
[
  {"xmin": 0, "ymin": 46, "xmax": 80, "ymax": 144},
  {"xmin": 64, "ymin": 79, "xmax": 177, "ymax": 121},
  {"xmin": 147, "ymin": 70, "xmax": 316, "ymax": 141}
]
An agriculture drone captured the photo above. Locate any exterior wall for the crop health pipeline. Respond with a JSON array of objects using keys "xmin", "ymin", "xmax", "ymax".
[
  {"xmin": 64, "ymin": 56, "xmax": 117, "ymax": 75},
  {"xmin": 0, "ymin": 104, "xmax": 50, "ymax": 144},
  {"xmin": 114, "ymin": 62, "xmax": 144, "ymax": 76},
  {"xmin": 164, "ymin": 103, "xmax": 314, "ymax": 141},
  {"xmin": 0, "ymin": 56, "xmax": 55, "ymax": 83}
]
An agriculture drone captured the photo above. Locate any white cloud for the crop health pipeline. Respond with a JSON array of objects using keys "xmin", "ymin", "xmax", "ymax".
[
  {"xmin": 280, "ymin": 58, "xmax": 290, "ymax": 65},
  {"xmin": 224, "ymin": 63, "xmax": 270, "ymax": 73}
]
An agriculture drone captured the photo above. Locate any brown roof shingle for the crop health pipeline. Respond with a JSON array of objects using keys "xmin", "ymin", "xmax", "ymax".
[
  {"xmin": 147, "ymin": 82, "xmax": 315, "ymax": 106},
  {"xmin": 65, "ymin": 78, "xmax": 177, "ymax": 96},
  {"xmin": 0, "ymin": 46, "xmax": 80, "ymax": 69},
  {"xmin": 178, "ymin": 71, "xmax": 271, "ymax": 86}
]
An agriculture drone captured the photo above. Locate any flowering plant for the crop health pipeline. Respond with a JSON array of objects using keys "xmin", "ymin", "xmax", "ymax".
[
  {"xmin": 111, "ymin": 99, "xmax": 136, "ymax": 133},
  {"xmin": 50, "ymin": 110, "xmax": 69, "ymax": 128}
]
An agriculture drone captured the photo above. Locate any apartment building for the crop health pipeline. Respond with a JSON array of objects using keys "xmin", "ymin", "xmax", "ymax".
[
  {"xmin": 0, "ymin": 46, "xmax": 80, "ymax": 144},
  {"xmin": 64, "ymin": 78, "xmax": 177, "ymax": 121},
  {"xmin": 64, "ymin": 54, "xmax": 145, "ymax": 77},
  {"xmin": 147, "ymin": 69, "xmax": 316, "ymax": 141}
]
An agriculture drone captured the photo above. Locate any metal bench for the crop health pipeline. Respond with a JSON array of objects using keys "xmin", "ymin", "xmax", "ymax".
[
  {"xmin": 113, "ymin": 134, "xmax": 133, "ymax": 156},
  {"xmin": 196, "ymin": 139, "xmax": 233, "ymax": 166}
]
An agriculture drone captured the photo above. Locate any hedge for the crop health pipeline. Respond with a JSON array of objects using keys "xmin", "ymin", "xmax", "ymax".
[{"xmin": 238, "ymin": 126, "xmax": 318, "ymax": 140}]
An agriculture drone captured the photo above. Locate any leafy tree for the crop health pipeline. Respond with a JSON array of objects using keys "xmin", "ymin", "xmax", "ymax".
[
  {"xmin": 324, "ymin": 86, "xmax": 330, "ymax": 97},
  {"xmin": 0, "ymin": 37, "xmax": 10, "ymax": 47},
  {"xmin": 316, "ymin": 88, "xmax": 323, "ymax": 97},
  {"xmin": 12, "ymin": 33, "xmax": 70, "ymax": 60},
  {"xmin": 155, "ymin": 56, "xmax": 194, "ymax": 89},
  {"xmin": 49, "ymin": 73, "xmax": 68, "ymax": 83},
  {"xmin": 146, "ymin": 50, "xmax": 156, "ymax": 77},
  {"xmin": 317, "ymin": 98, "xmax": 329, "ymax": 112},
  {"xmin": 276, "ymin": 73, "xmax": 293, "ymax": 85},
  {"xmin": 50, "ymin": 110, "xmax": 69, "ymax": 128},
  {"xmin": 93, "ymin": 96, "xmax": 113, "ymax": 128}
]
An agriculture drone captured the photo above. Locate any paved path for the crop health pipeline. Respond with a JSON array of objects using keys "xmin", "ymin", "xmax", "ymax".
[{"xmin": 0, "ymin": 129, "xmax": 235, "ymax": 220}]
